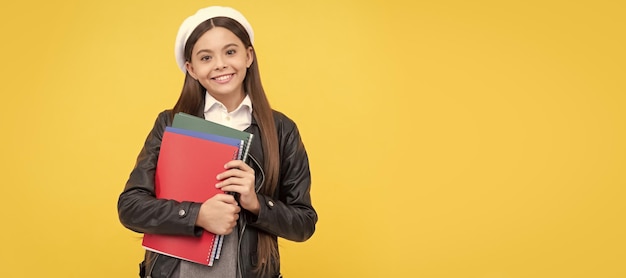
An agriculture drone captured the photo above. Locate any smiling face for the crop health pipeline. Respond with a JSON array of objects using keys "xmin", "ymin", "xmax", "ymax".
[{"xmin": 185, "ymin": 26, "xmax": 254, "ymax": 104}]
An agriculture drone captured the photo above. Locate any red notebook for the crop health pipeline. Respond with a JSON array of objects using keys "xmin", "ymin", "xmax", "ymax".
[{"xmin": 141, "ymin": 129, "xmax": 239, "ymax": 266}]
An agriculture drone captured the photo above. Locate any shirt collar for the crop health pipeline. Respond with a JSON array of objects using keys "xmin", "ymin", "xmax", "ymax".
[{"xmin": 203, "ymin": 92, "xmax": 253, "ymax": 114}]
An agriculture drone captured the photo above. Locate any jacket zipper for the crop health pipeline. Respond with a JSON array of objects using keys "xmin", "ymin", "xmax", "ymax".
[{"xmin": 238, "ymin": 154, "xmax": 265, "ymax": 277}]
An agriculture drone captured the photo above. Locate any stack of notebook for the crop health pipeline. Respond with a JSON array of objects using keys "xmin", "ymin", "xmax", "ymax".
[{"xmin": 142, "ymin": 112, "xmax": 254, "ymax": 266}]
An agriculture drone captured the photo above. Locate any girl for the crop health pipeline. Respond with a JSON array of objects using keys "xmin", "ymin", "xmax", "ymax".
[{"xmin": 118, "ymin": 6, "xmax": 317, "ymax": 278}]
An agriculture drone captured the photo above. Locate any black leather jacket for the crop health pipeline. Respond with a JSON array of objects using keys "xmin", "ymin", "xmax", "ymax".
[{"xmin": 118, "ymin": 110, "xmax": 317, "ymax": 278}]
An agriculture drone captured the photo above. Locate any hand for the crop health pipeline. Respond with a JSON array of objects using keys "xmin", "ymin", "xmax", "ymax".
[
  {"xmin": 195, "ymin": 194, "xmax": 241, "ymax": 235},
  {"xmin": 216, "ymin": 160, "xmax": 260, "ymax": 215}
]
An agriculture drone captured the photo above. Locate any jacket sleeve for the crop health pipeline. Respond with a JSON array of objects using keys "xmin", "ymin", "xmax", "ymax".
[
  {"xmin": 248, "ymin": 119, "xmax": 318, "ymax": 242},
  {"xmin": 117, "ymin": 111, "xmax": 203, "ymax": 237}
]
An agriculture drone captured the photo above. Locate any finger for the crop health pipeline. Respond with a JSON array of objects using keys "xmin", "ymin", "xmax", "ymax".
[
  {"xmin": 224, "ymin": 205, "xmax": 241, "ymax": 215},
  {"xmin": 216, "ymin": 169, "xmax": 237, "ymax": 180},
  {"xmin": 224, "ymin": 160, "xmax": 254, "ymax": 173},
  {"xmin": 216, "ymin": 171, "xmax": 254, "ymax": 184},
  {"xmin": 217, "ymin": 177, "xmax": 254, "ymax": 191},
  {"xmin": 217, "ymin": 169, "xmax": 254, "ymax": 181},
  {"xmin": 213, "ymin": 193, "xmax": 237, "ymax": 204},
  {"xmin": 219, "ymin": 184, "xmax": 245, "ymax": 195}
]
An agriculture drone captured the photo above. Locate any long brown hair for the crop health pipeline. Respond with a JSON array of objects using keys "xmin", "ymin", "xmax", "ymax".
[{"xmin": 172, "ymin": 17, "xmax": 280, "ymax": 276}]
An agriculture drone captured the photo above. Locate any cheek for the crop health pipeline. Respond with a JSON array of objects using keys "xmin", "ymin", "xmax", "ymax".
[
  {"xmin": 198, "ymin": 77, "xmax": 212, "ymax": 86},
  {"xmin": 192, "ymin": 66, "xmax": 211, "ymax": 78}
]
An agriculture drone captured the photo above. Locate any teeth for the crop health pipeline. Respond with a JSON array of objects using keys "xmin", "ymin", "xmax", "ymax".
[{"xmin": 215, "ymin": 74, "xmax": 231, "ymax": 81}]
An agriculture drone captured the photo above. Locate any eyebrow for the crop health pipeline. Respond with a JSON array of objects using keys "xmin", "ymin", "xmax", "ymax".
[{"xmin": 195, "ymin": 43, "xmax": 240, "ymax": 56}]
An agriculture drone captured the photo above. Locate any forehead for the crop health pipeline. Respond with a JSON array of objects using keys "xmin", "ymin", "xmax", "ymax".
[{"xmin": 193, "ymin": 26, "xmax": 244, "ymax": 50}]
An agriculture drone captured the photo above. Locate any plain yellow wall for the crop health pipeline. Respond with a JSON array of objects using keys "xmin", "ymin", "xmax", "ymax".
[{"xmin": 1, "ymin": 0, "xmax": 624, "ymax": 277}]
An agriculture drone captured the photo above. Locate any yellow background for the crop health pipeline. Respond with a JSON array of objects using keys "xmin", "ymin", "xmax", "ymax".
[{"xmin": 1, "ymin": 0, "xmax": 624, "ymax": 277}]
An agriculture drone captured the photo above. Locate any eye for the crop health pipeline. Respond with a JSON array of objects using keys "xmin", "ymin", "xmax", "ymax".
[
  {"xmin": 200, "ymin": 55, "xmax": 212, "ymax": 61},
  {"xmin": 226, "ymin": 49, "xmax": 236, "ymax": 55}
]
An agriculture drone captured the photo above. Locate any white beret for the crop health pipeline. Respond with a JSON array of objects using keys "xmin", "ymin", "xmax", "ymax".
[{"xmin": 174, "ymin": 6, "xmax": 254, "ymax": 73}]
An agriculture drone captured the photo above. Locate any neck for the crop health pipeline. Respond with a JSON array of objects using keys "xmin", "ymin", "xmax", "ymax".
[{"xmin": 212, "ymin": 92, "xmax": 245, "ymax": 112}]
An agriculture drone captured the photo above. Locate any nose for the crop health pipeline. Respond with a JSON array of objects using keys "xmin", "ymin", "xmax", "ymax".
[{"xmin": 214, "ymin": 55, "xmax": 227, "ymax": 70}]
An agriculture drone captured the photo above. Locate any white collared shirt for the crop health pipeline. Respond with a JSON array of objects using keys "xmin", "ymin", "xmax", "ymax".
[{"xmin": 203, "ymin": 92, "xmax": 252, "ymax": 131}]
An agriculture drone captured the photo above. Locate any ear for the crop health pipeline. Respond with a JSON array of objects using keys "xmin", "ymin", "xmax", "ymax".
[
  {"xmin": 185, "ymin": 61, "xmax": 198, "ymax": 79},
  {"xmin": 246, "ymin": 46, "xmax": 254, "ymax": 68}
]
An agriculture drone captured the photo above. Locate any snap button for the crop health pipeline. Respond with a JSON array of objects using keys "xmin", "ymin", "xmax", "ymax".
[
  {"xmin": 267, "ymin": 200, "xmax": 274, "ymax": 207},
  {"xmin": 178, "ymin": 209, "xmax": 186, "ymax": 217}
]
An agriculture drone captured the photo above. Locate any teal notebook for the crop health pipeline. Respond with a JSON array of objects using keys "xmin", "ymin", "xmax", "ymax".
[{"xmin": 172, "ymin": 112, "xmax": 254, "ymax": 162}]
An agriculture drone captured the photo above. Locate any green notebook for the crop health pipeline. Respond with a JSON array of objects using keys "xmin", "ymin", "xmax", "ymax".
[{"xmin": 171, "ymin": 112, "xmax": 254, "ymax": 162}]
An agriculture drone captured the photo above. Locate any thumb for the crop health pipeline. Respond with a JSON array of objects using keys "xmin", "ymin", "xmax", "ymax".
[{"xmin": 214, "ymin": 193, "xmax": 237, "ymax": 205}]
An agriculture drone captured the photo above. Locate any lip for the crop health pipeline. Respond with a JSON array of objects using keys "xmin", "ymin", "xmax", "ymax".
[{"xmin": 211, "ymin": 73, "xmax": 235, "ymax": 84}]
